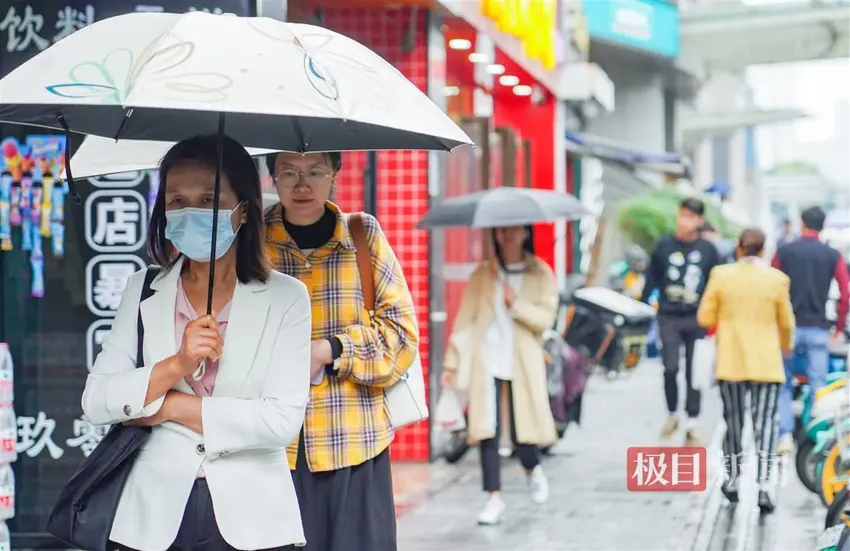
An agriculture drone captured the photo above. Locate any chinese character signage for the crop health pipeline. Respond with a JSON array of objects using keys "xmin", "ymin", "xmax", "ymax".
[
  {"xmin": 0, "ymin": 0, "xmax": 255, "ymax": 77},
  {"xmin": 0, "ymin": 0, "xmax": 255, "ymax": 537}
]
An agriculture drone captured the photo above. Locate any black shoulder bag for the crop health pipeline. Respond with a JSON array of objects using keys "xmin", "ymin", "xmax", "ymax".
[{"xmin": 46, "ymin": 267, "xmax": 161, "ymax": 551}]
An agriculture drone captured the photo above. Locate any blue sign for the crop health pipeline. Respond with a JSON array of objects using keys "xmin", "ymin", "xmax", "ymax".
[{"xmin": 582, "ymin": 0, "xmax": 680, "ymax": 58}]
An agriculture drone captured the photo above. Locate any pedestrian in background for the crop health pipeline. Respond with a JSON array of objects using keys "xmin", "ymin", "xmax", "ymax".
[
  {"xmin": 772, "ymin": 206, "xmax": 850, "ymax": 454},
  {"xmin": 640, "ymin": 198, "xmax": 721, "ymax": 446},
  {"xmin": 264, "ymin": 151, "xmax": 419, "ymax": 551},
  {"xmin": 697, "ymin": 228, "xmax": 794, "ymax": 514},
  {"xmin": 776, "ymin": 218, "xmax": 796, "ymax": 248},
  {"xmin": 700, "ymin": 221, "xmax": 736, "ymax": 264},
  {"xmin": 441, "ymin": 225, "xmax": 558, "ymax": 526}
]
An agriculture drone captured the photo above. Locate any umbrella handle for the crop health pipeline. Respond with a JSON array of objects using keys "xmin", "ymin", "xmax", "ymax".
[{"xmin": 192, "ymin": 359, "xmax": 206, "ymax": 381}]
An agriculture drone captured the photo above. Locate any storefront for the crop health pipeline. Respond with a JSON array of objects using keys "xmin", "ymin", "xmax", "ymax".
[{"xmin": 0, "ymin": 1, "xmax": 256, "ymax": 544}]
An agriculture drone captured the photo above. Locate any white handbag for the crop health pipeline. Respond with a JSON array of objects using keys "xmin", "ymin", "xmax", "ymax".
[
  {"xmin": 349, "ymin": 214, "xmax": 429, "ymax": 429},
  {"xmin": 692, "ymin": 337, "xmax": 716, "ymax": 391}
]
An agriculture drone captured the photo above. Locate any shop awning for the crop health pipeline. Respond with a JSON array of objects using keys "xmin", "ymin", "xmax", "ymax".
[
  {"xmin": 564, "ymin": 131, "xmax": 691, "ymax": 179},
  {"xmin": 680, "ymin": 108, "xmax": 808, "ymax": 138}
]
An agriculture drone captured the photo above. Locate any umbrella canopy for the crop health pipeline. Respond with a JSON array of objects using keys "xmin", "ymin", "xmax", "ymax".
[
  {"xmin": 417, "ymin": 187, "xmax": 589, "ymax": 229},
  {"xmin": 69, "ymin": 135, "xmax": 279, "ymax": 180},
  {"xmin": 0, "ymin": 12, "xmax": 472, "ymax": 153}
]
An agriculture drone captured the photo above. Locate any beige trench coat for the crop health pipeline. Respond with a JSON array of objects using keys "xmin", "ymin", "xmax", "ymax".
[{"xmin": 444, "ymin": 257, "xmax": 559, "ymax": 447}]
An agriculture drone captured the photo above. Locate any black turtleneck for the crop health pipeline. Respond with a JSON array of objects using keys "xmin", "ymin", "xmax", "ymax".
[{"xmin": 282, "ymin": 206, "xmax": 336, "ymax": 250}]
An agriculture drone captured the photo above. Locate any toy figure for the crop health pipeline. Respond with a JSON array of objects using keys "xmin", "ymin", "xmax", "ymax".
[
  {"xmin": 0, "ymin": 171, "xmax": 11, "ymax": 251},
  {"xmin": 2, "ymin": 139, "xmax": 23, "ymax": 228}
]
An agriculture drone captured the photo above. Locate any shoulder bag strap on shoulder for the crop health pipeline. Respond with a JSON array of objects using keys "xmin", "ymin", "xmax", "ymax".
[
  {"xmin": 136, "ymin": 266, "xmax": 162, "ymax": 369},
  {"xmin": 348, "ymin": 213, "xmax": 375, "ymax": 313}
]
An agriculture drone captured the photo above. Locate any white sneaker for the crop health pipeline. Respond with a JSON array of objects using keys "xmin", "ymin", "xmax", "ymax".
[
  {"xmin": 776, "ymin": 434, "xmax": 795, "ymax": 455},
  {"xmin": 477, "ymin": 496, "xmax": 505, "ymax": 525},
  {"xmin": 529, "ymin": 466, "xmax": 549, "ymax": 504}
]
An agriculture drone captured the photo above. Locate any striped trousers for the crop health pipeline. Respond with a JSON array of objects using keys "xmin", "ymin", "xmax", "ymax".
[{"xmin": 718, "ymin": 381, "xmax": 781, "ymax": 485}]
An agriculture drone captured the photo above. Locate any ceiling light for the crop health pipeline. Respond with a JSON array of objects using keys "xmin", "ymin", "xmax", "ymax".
[
  {"xmin": 468, "ymin": 53, "xmax": 489, "ymax": 63},
  {"xmin": 448, "ymin": 38, "xmax": 472, "ymax": 50},
  {"xmin": 485, "ymin": 64, "xmax": 505, "ymax": 75},
  {"xmin": 443, "ymin": 86, "xmax": 460, "ymax": 97},
  {"xmin": 499, "ymin": 75, "xmax": 520, "ymax": 86},
  {"xmin": 513, "ymin": 85, "xmax": 533, "ymax": 96}
]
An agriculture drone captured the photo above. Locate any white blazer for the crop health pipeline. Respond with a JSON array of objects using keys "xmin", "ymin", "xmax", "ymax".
[{"xmin": 82, "ymin": 258, "xmax": 311, "ymax": 551}]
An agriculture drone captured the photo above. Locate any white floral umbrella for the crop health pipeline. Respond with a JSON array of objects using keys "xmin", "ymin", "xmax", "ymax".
[{"xmin": 0, "ymin": 11, "xmax": 471, "ymax": 153}]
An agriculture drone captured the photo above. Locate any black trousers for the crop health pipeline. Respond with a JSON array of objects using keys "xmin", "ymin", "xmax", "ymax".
[
  {"xmin": 718, "ymin": 381, "xmax": 781, "ymax": 485},
  {"xmin": 480, "ymin": 379, "xmax": 540, "ymax": 493},
  {"xmin": 658, "ymin": 314, "xmax": 705, "ymax": 418},
  {"xmin": 111, "ymin": 479, "xmax": 295, "ymax": 551},
  {"xmin": 293, "ymin": 432, "xmax": 397, "ymax": 551}
]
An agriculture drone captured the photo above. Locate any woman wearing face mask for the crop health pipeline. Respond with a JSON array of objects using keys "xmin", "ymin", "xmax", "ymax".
[
  {"xmin": 82, "ymin": 135, "xmax": 311, "ymax": 551},
  {"xmin": 440, "ymin": 225, "xmax": 559, "ymax": 526}
]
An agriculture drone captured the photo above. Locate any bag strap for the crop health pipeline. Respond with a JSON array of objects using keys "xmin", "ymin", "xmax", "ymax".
[
  {"xmin": 135, "ymin": 267, "xmax": 161, "ymax": 369},
  {"xmin": 348, "ymin": 213, "xmax": 375, "ymax": 313}
]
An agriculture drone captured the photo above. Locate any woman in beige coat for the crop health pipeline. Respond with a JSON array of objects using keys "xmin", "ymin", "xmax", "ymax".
[{"xmin": 441, "ymin": 225, "xmax": 559, "ymax": 526}]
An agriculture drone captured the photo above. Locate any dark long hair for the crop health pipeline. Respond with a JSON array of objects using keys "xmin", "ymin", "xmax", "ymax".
[
  {"xmin": 492, "ymin": 225, "xmax": 535, "ymax": 271},
  {"xmin": 146, "ymin": 134, "xmax": 270, "ymax": 283}
]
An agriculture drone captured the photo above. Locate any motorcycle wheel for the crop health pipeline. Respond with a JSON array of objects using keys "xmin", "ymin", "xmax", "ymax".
[
  {"xmin": 797, "ymin": 438, "xmax": 820, "ymax": 494},
  {"xmin": 826, "ymin": 487, "xmax": 850, "ymax": 529},
  {"xmin": 443, "ymin": 430, "xmax": 470, "ymax": 464}
]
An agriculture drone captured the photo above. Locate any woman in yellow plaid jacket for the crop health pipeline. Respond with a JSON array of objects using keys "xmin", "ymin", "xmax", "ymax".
[{"xmin": 264, "ymin": 151, "xmax": 419, "ymax": 551}]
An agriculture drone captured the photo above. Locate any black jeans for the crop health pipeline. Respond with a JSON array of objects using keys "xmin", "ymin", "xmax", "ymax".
[
  {"xmin": 110, "ymin": 479, "xmax": 296, "ymax": 551},
  {"xmin": 480, "ymin": 379, "xmax": 540, "ymax": 492},
  {"xmin": 658, "ymin": 314, "xmax": 705, "ymax": 418}
]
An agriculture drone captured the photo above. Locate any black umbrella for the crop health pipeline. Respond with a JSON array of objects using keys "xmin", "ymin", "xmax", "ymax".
[{"xmin": 417, "ymin": 187, "xmax": 589, "ymax": 229}]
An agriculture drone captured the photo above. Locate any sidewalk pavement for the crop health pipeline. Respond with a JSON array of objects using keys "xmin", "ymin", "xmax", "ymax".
[{"xmin": 392, "ymin": 360, "xmax": 724, "ymax": 551}]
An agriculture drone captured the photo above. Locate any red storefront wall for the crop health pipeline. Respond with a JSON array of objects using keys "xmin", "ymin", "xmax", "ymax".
[
  {"xmin": 319, "ymin": 7, "xmax": 431, "ymax": 462},
  {"xmin": 491, "ymin": 51, "xmax": 558, "ymax": 270}
]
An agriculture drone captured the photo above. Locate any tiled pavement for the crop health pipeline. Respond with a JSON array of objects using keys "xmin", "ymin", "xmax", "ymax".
[{"xmin": 392, "ymin": 361, "xmax": 726, "ymax": 550}]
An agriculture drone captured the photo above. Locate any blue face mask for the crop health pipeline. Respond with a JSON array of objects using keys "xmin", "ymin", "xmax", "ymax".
[{"xmin": 165, "ymin": 203, "xmax": 243, "ymax": 262}]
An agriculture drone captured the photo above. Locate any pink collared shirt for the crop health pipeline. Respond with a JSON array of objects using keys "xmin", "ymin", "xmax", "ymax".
[{"xmin": 175, "ymin": 277, "xmax": 231, "ymax": 477}]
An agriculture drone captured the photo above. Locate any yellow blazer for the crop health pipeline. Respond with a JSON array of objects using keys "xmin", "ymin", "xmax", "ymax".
[{"xmin": 697, "ymin": 261, "xmax": 795, "ymax": 383}]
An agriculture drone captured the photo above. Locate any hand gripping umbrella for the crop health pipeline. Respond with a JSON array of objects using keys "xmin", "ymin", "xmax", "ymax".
[{"xmin": 0, "ymin": 11, "xmax": 473, "ymax": 322}]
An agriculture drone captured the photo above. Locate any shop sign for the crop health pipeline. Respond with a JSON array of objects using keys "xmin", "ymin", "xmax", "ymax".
[
  {"xmin": 481, "ymin": 0, "xmax": 559, "ymax": 71},
  {"xmin": 578, "ymin": 158, "xmax": 603, "ymax": 274},
  {"xmin": 581, "ymin": 0, "xmax": 680, "ymax": 58},
  {"xmin": 82, "ymin": 177, "xmax": 149, "ymax": 371}
]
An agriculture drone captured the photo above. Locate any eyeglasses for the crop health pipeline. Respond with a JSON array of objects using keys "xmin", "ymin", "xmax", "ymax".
[{"xmin": 273, "ymin": 168, "xmax": 333, "ymax": 187}]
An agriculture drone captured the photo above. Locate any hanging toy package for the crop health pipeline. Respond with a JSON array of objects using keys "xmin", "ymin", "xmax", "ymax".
[
  {"xmin": 19, "ymin": 168, "xmax": 32, "ymax": 252},
  {"xmin": 51, "ymin": 182, "xmax": 66, "ymax": 257},
  {"xmin": 29, "ymin": 172, "xmax": 44, "ymax": 299},
  {"xmin": 0, "ymin": 172, "xmax": 11, "ymax": 251}
]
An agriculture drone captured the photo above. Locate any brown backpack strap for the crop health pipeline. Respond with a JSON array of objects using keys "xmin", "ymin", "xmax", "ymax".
[{"xmin": 348, "ymin": 213, "xmax": 375, "ymax": 313}]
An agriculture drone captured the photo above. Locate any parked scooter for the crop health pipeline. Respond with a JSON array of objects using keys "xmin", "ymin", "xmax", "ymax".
[{"xmin": 795, "ymin": 341, "xmax": 849, "ymax": 493}]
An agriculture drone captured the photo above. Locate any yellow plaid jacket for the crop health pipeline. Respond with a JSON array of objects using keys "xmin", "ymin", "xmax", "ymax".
[{"xmin": 265, "ymin": 202, "xmax": 419, "ymax": 472}]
